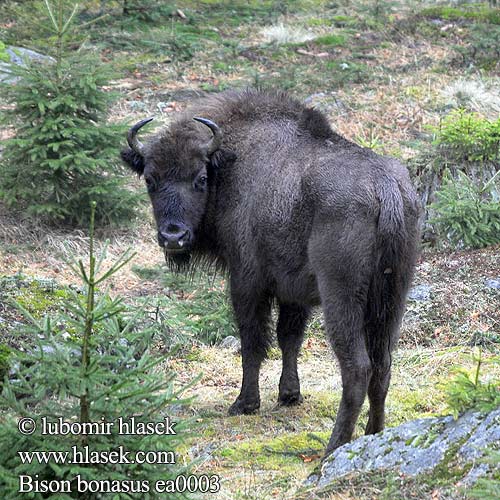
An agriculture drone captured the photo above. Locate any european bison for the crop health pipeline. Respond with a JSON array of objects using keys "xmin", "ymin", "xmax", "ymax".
[{"xmin": 121, "ymin": 89, "xmax": 420, "ymax": 457}]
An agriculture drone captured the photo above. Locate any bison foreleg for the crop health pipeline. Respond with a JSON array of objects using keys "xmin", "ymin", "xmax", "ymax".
[
  {"xmin": 228, "ymin": 285, "xmax": 272, "ymax": 416},
  {"xmin": 277, "ymin": 303, "xmax": 309, "ymax": 406}
]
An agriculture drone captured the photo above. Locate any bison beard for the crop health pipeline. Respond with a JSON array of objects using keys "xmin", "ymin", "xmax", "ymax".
[
  {"xmin": 164, "ymin": 248, "xmax": 191, "ymax": 270},
  {"xmin": 120, "ymin": 88, "xmax": 421, "ymax": 459}
]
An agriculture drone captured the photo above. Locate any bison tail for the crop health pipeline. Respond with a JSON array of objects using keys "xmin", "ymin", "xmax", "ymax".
[{"xmin": 365, "ymin": 178, "xmax": 419, "ymax": 362}]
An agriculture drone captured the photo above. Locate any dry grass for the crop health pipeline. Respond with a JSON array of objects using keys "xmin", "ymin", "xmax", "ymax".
[
  {"xmin": 440, "ymin": 77, "xmax": 500, "ymax": 118},
  {"xmin": 260, "ymin": 23, "xmax": 316, "ymax": 44},
  {"xmin": 0, "ymin": 204, "xmax": 163, "ymax": 296}
]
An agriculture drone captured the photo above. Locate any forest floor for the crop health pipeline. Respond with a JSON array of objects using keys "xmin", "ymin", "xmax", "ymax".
[
  {"xmin": 1, "ymin": 0, "xmax": 500, "ymax": 499},
  {"xmin": 1, "ymin": 202, "xmax": 499, "ymax": 499}
]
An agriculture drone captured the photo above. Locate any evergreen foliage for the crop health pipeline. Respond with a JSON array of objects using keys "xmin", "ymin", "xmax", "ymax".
[
  {"xmin": 434, "ymin": 110, "xmax": 500, "ymax": 164},
  {"xmin": 0, "ymin": 0, "xmax": 140, "ymax": 227},
  {"xmin": 445, "ymin": 350, "xmax": 500, "ymax": 419},
  {"xmin": 0, "ymin": 203, "xmax": 194, "ymax": 499},
  {"xmin": 430, "ymin": 170, "xmax": 500, "ymax": 249},
  {"xmin": 0, "ymin": 344, "xmax": 10, "ymax": 385},
  {"xmin": 0, "ymin": 41, "xmax": 9, "ymax": 62}
]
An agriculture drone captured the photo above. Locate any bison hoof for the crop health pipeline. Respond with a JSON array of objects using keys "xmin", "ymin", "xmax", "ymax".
[
  {"xmin": 228, "ymin": 398, "xmax": 260, "ymax": 416},
  {"xmin": 278, "ymin": 392, "xmax": 303, "ymax": 406}
]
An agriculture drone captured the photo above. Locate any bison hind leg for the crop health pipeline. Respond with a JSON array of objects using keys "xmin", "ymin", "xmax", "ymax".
[
  {"xmin": 277, "ymin": 303, "xmax": 310, "ymax": 406},
  {"xmin": 364, "ymin": 253, "xmax": 414, "ymax": 435},
  {"xmin": 321, "ymin": 287, "xmax": 372, "ymax": 456},
  {"xmin": 310, "ymin": 218, "xmax": 376, "ymax": 457}
]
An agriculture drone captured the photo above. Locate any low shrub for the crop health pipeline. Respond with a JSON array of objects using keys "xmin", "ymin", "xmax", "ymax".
[
  {"xmin": 434, "ymin": 110, "xmax": 500, "ymax": 164},
  {"xmin": 444, "ymin": 350, "xmax": 500, "ymax": 419},
  {"xmin": 430, "ymin": 170, "xmax": 500, "ymax": 249}
]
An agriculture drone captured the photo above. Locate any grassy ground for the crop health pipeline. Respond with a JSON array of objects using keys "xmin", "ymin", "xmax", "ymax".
[
  {"xmin": 1, "ymin": 214, "xmax": 499, "ymax": 499},
  {"xmin": 1, "ymin": 0, "xmax": 500, "ymax": 498}
]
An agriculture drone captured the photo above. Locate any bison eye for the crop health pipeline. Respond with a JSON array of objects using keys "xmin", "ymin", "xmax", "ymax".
[
  {"xmin": 194, "ymin": 175, "xmax": 207, "ymax": 192},
  {"xmin": 145, "ymin": 176, "xmax": 156, "ymax": 193}
]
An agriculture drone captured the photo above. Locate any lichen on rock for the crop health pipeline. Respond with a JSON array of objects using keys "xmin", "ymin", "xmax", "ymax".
[{"xmin": 315, "ymin": 407, "xmax": 500, "ymax": 491}]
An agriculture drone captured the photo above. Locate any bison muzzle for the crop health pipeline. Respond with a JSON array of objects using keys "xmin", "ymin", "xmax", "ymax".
[{"xmin": 121, "ymin": 88, "xmax": 420, "ymax": 458}]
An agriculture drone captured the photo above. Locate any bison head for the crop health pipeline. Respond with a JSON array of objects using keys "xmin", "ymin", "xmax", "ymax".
[{"xmin": 121, "ymin": 116, "xmax": 231, "ymax": 266}]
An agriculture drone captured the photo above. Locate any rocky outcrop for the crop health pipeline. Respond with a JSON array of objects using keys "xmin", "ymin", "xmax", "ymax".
[{"xmin": 312, "ymin": 407, "xmax": 500, "ymax": 491}]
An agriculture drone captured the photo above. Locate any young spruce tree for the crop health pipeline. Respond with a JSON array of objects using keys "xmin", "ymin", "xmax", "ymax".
[
  {"xmin": 0, "ymin": 0, "xmax": 139, "ymax": 226},
  {"xmin": 0, "ymin": 203, "xmax": 196, "ymax": 499}
]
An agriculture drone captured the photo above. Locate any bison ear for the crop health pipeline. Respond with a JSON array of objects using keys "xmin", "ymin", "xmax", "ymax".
[
  {"xmin": 120, "ymin": 147, "xmax": 145, "ymax": 176},
  {"xmin": 209, "ymin": 149, "xmax": 236, "ymax": 170}
]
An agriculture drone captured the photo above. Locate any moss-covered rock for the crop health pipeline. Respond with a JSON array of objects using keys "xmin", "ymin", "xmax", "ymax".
[{"xmin": 314, "ymin": 408, "xmax": 500, "ymax": 495}]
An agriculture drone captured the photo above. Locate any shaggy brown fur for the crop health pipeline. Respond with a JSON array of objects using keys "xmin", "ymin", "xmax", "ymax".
[{"xmin": 121, "ymin": 88, "xmax": 421, "ymax": 457}]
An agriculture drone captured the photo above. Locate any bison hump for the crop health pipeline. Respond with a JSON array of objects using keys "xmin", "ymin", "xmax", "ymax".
[{"xmin": 298, "ymin": 107, "xmax": 333, "ymax": 140}]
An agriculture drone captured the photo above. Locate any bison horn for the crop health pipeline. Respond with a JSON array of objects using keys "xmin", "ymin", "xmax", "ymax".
[
  {"xmin": 127, "ymin": 117, "xmax": 154, "ymax": 156},
  {"xmin": 193, "ymin": 117, "xmax": 222, "ymax": 155}
]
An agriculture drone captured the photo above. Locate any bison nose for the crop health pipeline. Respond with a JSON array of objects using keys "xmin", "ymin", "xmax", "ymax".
[{"xmin": 158, "ymin": 223, "xmax": 190, "ymax": 250}]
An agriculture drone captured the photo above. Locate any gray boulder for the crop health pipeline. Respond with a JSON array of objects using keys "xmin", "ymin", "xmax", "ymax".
[
  {"xmin": 220, "ymin": 335, "xmax": 241, "ymax": 352},
  {"xmin": 407, "ymin": 284, "xmax": 432, "ymax": 301},
  {"xmin": 485, "ymin": 278, "xmax": 500, "ymax": 290},
  {"xmin": 315, "ymin": 407, "xmax": 500, "ymax": 490},
  {"xmin": 0, "ymin": 46, "xmax": 55, "ymax": 83}
]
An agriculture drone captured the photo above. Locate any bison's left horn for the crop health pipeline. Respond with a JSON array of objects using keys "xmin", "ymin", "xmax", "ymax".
[
  {"xmin": 127, "ymin": 117, "xmax": 154, "ymax": 156},
  {"xmin": 193, "ymin": 117, "xmax": 222, "ymax": 155}
]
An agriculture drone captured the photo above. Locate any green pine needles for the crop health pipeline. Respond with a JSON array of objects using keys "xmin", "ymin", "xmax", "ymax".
[
  {"xmin": 430, "ymin": 170, "xmax": 500, "ymax": 249},
  {"xmin": 435, "ymin": 110, "xmax": 500, "ymax": 164},
  {"xmin": 0, "ymin": 0, "xmax": 140, "ymax": 227},
  {"xmin": 445, "ymin": 349, "xmax": 500, "ymax": 419},
  {"xmin": 0, "ymin": 203, "xmax": 195, "ymax": 499}
]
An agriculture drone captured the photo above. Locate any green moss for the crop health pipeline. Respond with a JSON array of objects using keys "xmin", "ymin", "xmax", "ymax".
[
  {"xmin": 0, "ymin": 275, "xmax": 72, "ymax": 320},
  {"xmin": 310, "ymin": 391, "xmax": 340, "ymax": 418},
  {"xmin": 388, "ymin": 382, "xmax": 445, "ymax": 425},
  {"xmin": 0, "ymin": 41, "xmax": 9, "ymax": 63},
  {"xmin": 14, "ymin": 280, "xmax": 70, "ymax": 319},
  {"xmin": 429, "ymin": 438, "xmax": 472, "ymax": 483},
  {"xmin": 405, "ymin": 424, "xmax": 442, "ymax": 449},
  {"xmin": 421, "ymin": 5, "xmax": 500, "ymax": 25},
  {"xmin": 306, "ymin": 17, "xmax": 332, "ymax": 27},
  {"xmin": 315, "ymin": 34, "xmax": 347, "ymax": 46},
  {"xmin": 331, "ymin": 15, "xmax": 358, "ymax": 27},
  {"xmin": 217, "ymin": 431, "xmax": 327, "ymax": 471}
]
